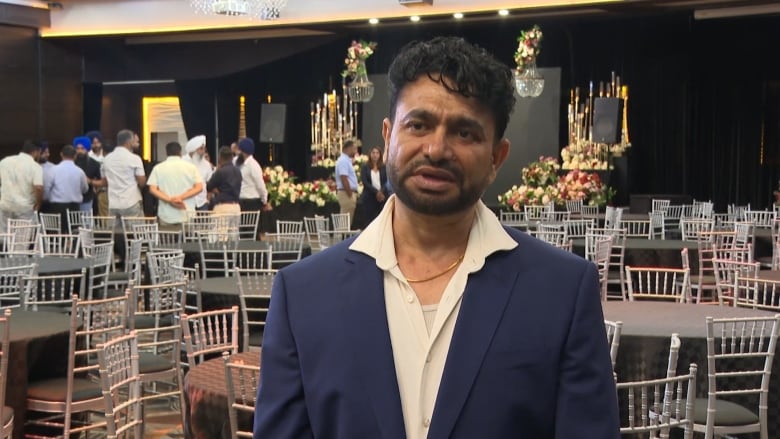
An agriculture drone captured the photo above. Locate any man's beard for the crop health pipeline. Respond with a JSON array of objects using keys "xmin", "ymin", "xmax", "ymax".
[{"xmin": 387, "ymin": 157, "xmax": 487, "ymax": 216}]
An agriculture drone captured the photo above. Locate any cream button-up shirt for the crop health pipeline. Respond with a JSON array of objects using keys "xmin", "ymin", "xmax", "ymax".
[{"xmin": 350, "ymin": 196, "xmax": 517, "ymax": 439}]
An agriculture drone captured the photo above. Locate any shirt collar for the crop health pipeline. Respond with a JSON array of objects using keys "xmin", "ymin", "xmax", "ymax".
[{"xmin": 350, "ymin": 196, "xmax": 518, "ymax": 272}]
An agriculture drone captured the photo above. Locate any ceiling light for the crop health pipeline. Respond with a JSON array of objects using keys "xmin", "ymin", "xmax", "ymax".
[
  {"xmin": 453, "ymin": 12, "xmax": 464, "ymax": 19},
  {"xmin": 368, "ymin": 17, "xmax": 379, "ymax": 24},
  {"xmin": 498, "ymin": 9, "xmax": 510, "ymax": 16},
  {"xmin": 410, "ymin": 15, "xmax": 420, "ymax": 22}
]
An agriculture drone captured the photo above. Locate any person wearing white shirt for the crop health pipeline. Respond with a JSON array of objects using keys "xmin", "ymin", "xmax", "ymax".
[
  {"xmin": 0, "ymin": 141, "xmax": 43, "ymax": 233},
  {"xmin": 182, "ymin": 135, "xmax": 213, "ymax": 210},
  {"xmin": 148, "ymin": 141, "xmax": 203, "ymax": 227},
  {"xmin": 101, "ymin": 129, "xmax": 146, "ymax": 218},
  {"xmin": 236, "ymin": 137, "xmax": 270, "ymax": 214}
]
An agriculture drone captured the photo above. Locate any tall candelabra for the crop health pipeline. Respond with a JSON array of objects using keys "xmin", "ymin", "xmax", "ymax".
[
  {"xmin": 564, "ymin": 71, "xmax": 631, "ymax": 170},
  {"xmin": 310, "ymin": 78, "xmax": 360, "ymax": 164}
]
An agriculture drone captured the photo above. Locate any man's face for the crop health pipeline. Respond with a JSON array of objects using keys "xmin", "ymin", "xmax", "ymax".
[
  {"xmin": 132, "ymin": 133, "xmax": 140, "ymax": 151},
  {"xmin": 39, "ymin": 148, "xmax": 49, "ymax": 163},
  {"xmin": 231, "ymin": 142, "xmax": 239, "ymax": 156},
  {"xmin": 346, "ymin": 145, "xmax": 357, "ymax": 158},
  {"xmin": 196, "ymin": 145, "xmax": 206, "ymax": 158},
  {"xmin": 91, "ymin": 137, "xmax": 102, "ymax": 152},
  {"xmin": 382, "ymin": 75, "xmax": 508, "ymax": 216},
  {"xmin": 75, "ymin": 145, "xmax": 87, "ymax": 156}
]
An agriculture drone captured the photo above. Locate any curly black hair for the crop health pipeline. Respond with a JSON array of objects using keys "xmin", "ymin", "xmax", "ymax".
[{"xmin": 387, "ymin": 36, "xmax": 516, "ymax": 143}]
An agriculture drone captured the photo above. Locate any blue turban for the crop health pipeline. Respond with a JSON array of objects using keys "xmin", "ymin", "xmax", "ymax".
[{"xmin": 73, "ymin": 136, "xmax": 91, "ymax": 151}]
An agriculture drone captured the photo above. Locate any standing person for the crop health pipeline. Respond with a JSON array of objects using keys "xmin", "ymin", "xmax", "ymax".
[
  {"xmin": 147, "ymin": 141, "xmax": 203, "ymax": 229},
  {"xmin": 236, "ymin": 137, "xmax": 270, "ymax": 213},
  {"xmin": 85, "ymin": 130, "xmax": 109, "ymax": 216},
  {"xmin": 45, "ymin": 144, "xmax": 88, "ymax": 232},
  {"xmin": 101, "ymin": 129, "xmax": 146, "ymax": 218},
  {"xmin": 254, "ymin": 36, "xmax": 619, "ymax": 439},
  {"xmin": 39, "ymin": 142, "xmax": 55, "ymax": 213},
  {"xmin": 207, "ymin": 146, "xmax": 242, "ymax": 216},
  {"xmin": 73, "ymin": 136, "xmax": 104, "ymax": 213},
  {"xmin": 0, "ymin": 141, "xmax": 43, "ymax": 233},
  {"xmin": 335, "ymin": 140, "xmax": 358, "ymax": 224},
  {"xmin": 359, "ymin": 145, "xmax": 388, "ymax": 227},
  {"xmin": 183, "ymin": 135, "xmax": 213, "ymax": 211}
]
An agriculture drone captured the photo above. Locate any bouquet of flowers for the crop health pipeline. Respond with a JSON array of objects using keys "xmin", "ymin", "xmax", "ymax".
[
  {"xmin": 263, "ymin": 165, "xmax": 338, "ymax": 207},
  {"xmin": 560, "ymin": 143, "xmax": 611, "ymax": 170},
  {"xmin": 556, "ymin": 169, "xmax": 606, "ymax": 205},
  {"xmin": 521, "ymin": 156, "xmax": 559, "ymax": 187},
  {"xmin": 342, "ymin": 40, "xmax": 377, "ymax": 79},
  {"xmin": 498, "ymin": 184, "xmax": 560, "ymax": 211},
  {"xmin": 514, "ymin": 25, "xmax": 542, "ymax": 73}
]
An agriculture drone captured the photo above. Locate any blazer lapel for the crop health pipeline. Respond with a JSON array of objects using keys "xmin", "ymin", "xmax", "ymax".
[
  {"xmin": 340, "ymin": 250, "xmax": 406, "ymax": 439},
  {"xmin": 427, "ymin": 253, "xmax": 518, "ymax": 438}
]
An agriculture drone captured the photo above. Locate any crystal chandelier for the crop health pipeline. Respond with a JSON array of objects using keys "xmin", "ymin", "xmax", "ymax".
[
  {"xmin": 514, "ymin": 63, "xmax": 545, "ymax": 98},
  {"xmin": 189, "ymin": 0, "xmax": 288, "ymax": 20},
  {"xmin": 513, "ymin": 25, "xmax": 545, "ymax": 98}
]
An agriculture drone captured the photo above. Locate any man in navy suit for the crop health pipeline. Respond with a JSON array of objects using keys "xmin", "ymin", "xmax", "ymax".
[{"xmin": 254, "ymin": 36, "xmax": 619, "ymax": 438}]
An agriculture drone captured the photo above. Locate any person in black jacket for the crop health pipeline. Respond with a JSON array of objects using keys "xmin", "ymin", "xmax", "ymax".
[
  {"xmin": 73, "ymin": 136, "xmax": 105, "ymax": 214},
  {"xmin": 359, "ymin": 145, "xmax": 388, "ymax": 227}
]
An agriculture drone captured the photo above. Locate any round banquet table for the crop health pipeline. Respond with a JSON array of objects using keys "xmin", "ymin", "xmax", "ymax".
[
  {"xmin": 5, "ymin": 310, "xmax": 72, "ymax": 439},
  {"xmin": 33, "ymin": 256, "xmax": 91, "ymax": 275},
  {"xmin": 573, "ymin": 238, "xmax": 699, "ymax": 271},
  {"xmin": 603, "ymin": 301, "xmax": 779, "ymax": 438},
  {"xmin": 183, "ymin": 351, "xmax": 260, "ymax": 439}
]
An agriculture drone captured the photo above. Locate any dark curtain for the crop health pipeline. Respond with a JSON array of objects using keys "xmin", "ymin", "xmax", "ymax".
[
  {"xmin": 176, "ymin": 79, "xmax": 217, "ymax": 157},
  {"xmin": 216, "ymin": 90, "xmax": 240, "ymax": 148},
  {"xmin": 82, "ymin": 82, "xmax": 102, "ymax": 134}
]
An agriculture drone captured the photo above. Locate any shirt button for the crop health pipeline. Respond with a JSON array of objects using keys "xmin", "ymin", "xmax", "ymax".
[
  {"xmin": 423, "ymin": 418, "xmax": 431, "ymax": 428},
  {"xmin": 406, "ymin": 294, "xmax": 415, "ymax": 303}
]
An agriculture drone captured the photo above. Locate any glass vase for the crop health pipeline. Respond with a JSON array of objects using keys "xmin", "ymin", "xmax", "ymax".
[
  {"xmin": 514, "ymin": 60, "xmax": 545, "ymax": 98},
  {"xmin": 347, "ymin": 60, "xmax": 375, "ymax": 103}
]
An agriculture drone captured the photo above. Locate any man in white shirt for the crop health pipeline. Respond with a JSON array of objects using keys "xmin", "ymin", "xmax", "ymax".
[
  {"xmin": 101, "ymin": 129, "xmax": 146, "ymax": 218},
  {"xmin": 335, "ymin": 140, "xmax": 358, "ymax": 223},
  {"xmin": 183, "ymin": 135, "xmax": 213, "ymax": 210},
  {"xmin": 236, "ymin": 137, "xmax": 270, "ymax": 214},
  {"xmin": 254, "ymin": 37, "xmax": 619, "ymax": 439},
  {"xmin": 148, "ymin": 141, "xmax": 203, "ymax": 228},
  {"xmin": 0, "ymin": 141, "xmax": 43, "ymax": 233}
]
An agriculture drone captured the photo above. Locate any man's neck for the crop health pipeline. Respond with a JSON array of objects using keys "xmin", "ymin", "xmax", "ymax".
[{"xmin": 392, "ymin": 200, "xmax": 476, "ymax": 254}]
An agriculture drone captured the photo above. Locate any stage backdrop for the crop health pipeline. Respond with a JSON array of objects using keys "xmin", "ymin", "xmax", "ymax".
[{"xmin": 360, "ymin": 68, "xmax": 561, "ymax": 208}]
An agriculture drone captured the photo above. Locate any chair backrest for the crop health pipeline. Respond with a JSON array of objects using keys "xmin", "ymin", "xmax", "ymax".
[
  {"xmin": 238, "ymin": 211, "xmax": 261, "ymax": 241},
  {"xmin": 733, "ymin": 221, "xmax": 754, "ymax": 248},
  {"xmin": 130, "ymin": 222, "xmax": 159, "ymax": 253},
  {"xmin": 303, "ymin": 216, "xmax": 329, "ymax": 250},
  {"xmin": 565, "ymin": 199, "xmax": 583, "ymax": 214},
  {"xmin": 0, "ymin": 232, "xmax": 14, "ymax": 254},
  {"xmin": 8, "ymin": 223, "xmax": 40, "ymax": 255},
  {"xmin": 275, "ymin": 220, "xmax": 303, "ymax": 234},
  {"xmin": 38, "ymin": 212, "xmax": 61, "ymax": 235},
  {"xmin": 534, "ymin": 223, "xmax": 568, "ymax": 248},
  {"xmin": 584, "ymin": 229, "xmax": 616, "ymax": 262},
  {"xmin": 616, "ymin": 363, "xmax": 697, "ymax": 439},
  {"xmin": 620, "ymin": 219, "xmax": 652, "ymax": 239},
  {"xmin": 498, "ymin": 211, "xmax": 525, "ymax": 227},
  {"xmin": 594, "ymin": 236, "xmax": 613, "ymax": 301},
  {"xmin": 197, "ymin": 232, "xmax": 239, "ymax": 278},
  {"xmin": 680, "ymin": 217, "xmax": 715, "ymax": 241},
  {"xmin": 743, "ymin": 209, "xmax": 776, "ymax": 229},
  {"xmin": 181, "ymin": 306, "xmax": 239, "ymax": 365},
  {"xmin": 146, "ymin": 250, "xmax": 185, "ymax": 284},
  {"xmin": 605, "ymin": 206, "xmax": 624, "ymax": 229},
  {"xmin": 149, "ymin": 230, "xmax": 183, "ymax": 252},
  {"xmin": 317, "ymin": 229, "xmax": 359, "ymax": 250},
  {"xmin": 625, "ymin": 266, "xmax": 690, "ymax": 303},
  {"xmin": 0, "ymin": 263, "xmax": 36, "ymax": 309},
  {"xmin": 581, "ymin": 205, "xmax": 599, "ymax": 219},
  {"xmin": 265, "ymin": 232, "xmax": 305, "ymax": 268},
  {"xmin": 234, "ymin": 268, "xmax": 276, "ymax": 351},
  {"xmin": 21, "ymin": 267, "xmax": 87, "ymax": 311},
  {"xmin": 172, "ymin": 264, "xmax": 202, "ymax": 315},
  {"xmin": 652, "ymin": 199, "xmax": 671, "ymax": 213},
  {"xmin": 223, "ymin": 353, "xmax": 261, "ymax": 438},
  {"xmin": 712, "ymin": 258, "xmax": 759, "ymax": 306},
  {"xmin": 86, "ymin": 241, "xmax": 114, "ymax": 300},
  {"xmin": 331, "ymin": 213, "xmax": 351, "ymax": 231},
  {"xmin": 604, "ymin": 320, "xmax": 622, "ymax": 371},
  {"xmin": 66, "ymin": 209, "xmax": 89, "ymax": 234},
  {"xmin": 733, "ymin": 276, "xmax": 780, "ymax": 311},
  {"xmin": 97, "ymin": 331, "xmax": 143, "ymax": 439},
  {"xmin": 84, "ymin": 215, "xmax": 117, "ymax": 243},
  {"xmin": 524, "ymin": 204, "xmax": 552, "ymax": 223},
  {"xmin": 0, "ymin": 308, "xmax": 11, "ymax": 434},
  {"xmin": 703, "ymin": 315, "xmax": 780, "ymax": 438},
  {"xmin": 564, "ymin": 218, "xmax": 594, "ymax": 239},
  {"xmin": 78, "ymin": 228, "xmax": 96, "ymax": 253},
  {"xmin": 649, "ymin": 211, "xmax": 666, "ymax": 239},
  {"xmin": 38, "ymin": 233, "xmax": 81, "ymax": 257},
  {"xmin": 129, "ymin": 281, "xmax": 185, "ymax": 359}
]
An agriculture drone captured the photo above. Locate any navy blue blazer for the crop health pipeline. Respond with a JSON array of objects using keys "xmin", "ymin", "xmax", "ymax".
[{"xmin": 254, "ymin": 227, "xmax": 620, "ymax": 438}]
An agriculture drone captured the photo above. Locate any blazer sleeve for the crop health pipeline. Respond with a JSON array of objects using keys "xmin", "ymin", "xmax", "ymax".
[
  {"xmin": 554, "ymin": 264, "xmax": 620, "ymax": 438},
  {"xmin": 253, "ymin": 272, "xmax": 314, "ymax": 438}
]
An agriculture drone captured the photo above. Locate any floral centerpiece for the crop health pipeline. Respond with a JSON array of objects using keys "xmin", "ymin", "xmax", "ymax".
[
  {"xmin": 263, "ymin": 165, "xmax": 338, "ymax": 207},
  {"xmin": 560, "ymin": 142, "xmax": 611, "ymax": 170},
  {"xmin": 498, "ymin": 157, "xmax": 614, "ymax": 210},
  {"xmin": 342, "ymin": 40, "xmax": 377, "ymax": 79},
  {"xmin": 514, "ymin": 25, "xmax": 543, "ymax": 74}
]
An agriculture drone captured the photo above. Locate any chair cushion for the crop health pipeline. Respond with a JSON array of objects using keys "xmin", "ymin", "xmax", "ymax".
[
  {"xmin": 139, "ymin": 352, "xmax": 174, "ymax": 374},
  {"xmin": 693, "ymin": 398, "xmax": 759, "ymax": 426},
  {"xmin": 27, "ymin": 378, "xmax": 101, "ymax": 402}
]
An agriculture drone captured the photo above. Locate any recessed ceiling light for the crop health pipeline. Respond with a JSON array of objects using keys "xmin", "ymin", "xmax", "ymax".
[
  {"xmin": 453, "ymin": 12, "xmax": 464, "ymax": 19},
  {"xmin": 368, "ymin": 18, "xmax": 379, "ymax": 25},
  {"xmin": 498, "ymin": 9, "xmax": 510, "ymax": 16},
  {"xmin": 410, "ymin": 15, "xmax": 420, "ymax": 22}
]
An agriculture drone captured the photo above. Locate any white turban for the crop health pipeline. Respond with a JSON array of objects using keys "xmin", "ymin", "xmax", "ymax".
[{"xmin": 186, "ymin": 135, "xmax": 206, "ymax": 154}]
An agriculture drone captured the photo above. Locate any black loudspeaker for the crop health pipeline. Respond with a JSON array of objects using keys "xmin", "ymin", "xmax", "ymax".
[
  {"xmin": 259, "ymin": 103, "xmax": 286, "ymax": 143},
  {"xmin": 592, "ymin": 97, "xmax": 623, "ymax": 144}
]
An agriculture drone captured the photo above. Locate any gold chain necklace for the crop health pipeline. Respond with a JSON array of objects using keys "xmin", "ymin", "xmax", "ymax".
[{"xmin": 405, "ymin": 254, "xmax": 465, "ymax": 284}]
